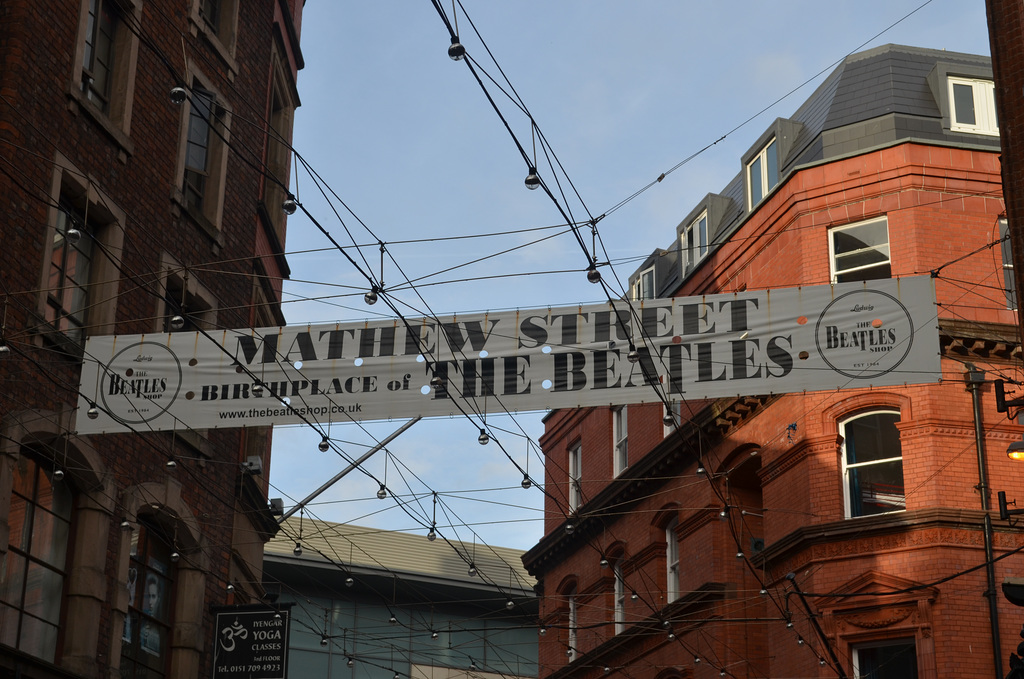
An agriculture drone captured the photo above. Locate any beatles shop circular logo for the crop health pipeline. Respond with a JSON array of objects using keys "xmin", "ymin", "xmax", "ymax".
[
  {"xmin": 813, "ymin": 289, "xmax": 915, "ymax": 380},
  {"xmin": 99, "ymin": 342, "xmax": 183, "ymax": 425}
]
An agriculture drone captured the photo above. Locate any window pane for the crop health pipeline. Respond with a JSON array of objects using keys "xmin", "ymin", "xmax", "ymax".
[
  {"xmin": 845, "ymin": 413, "xmax": 900, "ymax": 464},
  {"xmin": 854, "ymin": 639, "xmax": 917, "ymax": 678},
  {"xmin": 749, "ymin": 156, "xmax": 763, "ymax": 205},
  {"xmin": 836, "ymin": 263, "xmax": 891, "ymax": 284},
  {"xmin": 833, "ymin": 222, "xmax": 889, "ymax": 257},
  {"xmin": 23, "ymin": 562, "xmax": 63, "ymax": 624},
  {"xmin": 766, "ymin": 140, "xmax": 778, "ymax": 190},
  {"xmin": 849, "ymin": 459, "xmax": 905, "ymax": 516},
  {"xmin": 17, "ymin": 615, "xmax": 59, "ymax": 663},
  {"xmin": 0, "ymin": 603, "xmax": 20, "ymax": 647},
  {"xmin": 27, "ymin": 508, "xmax": 70, "ymax": 569},
  {"xmin": 953, "ymin": 83, "xmax": 976, "ymax": 125},
  {"xmin": 0, "ymin": 551, "xmax": 26, "ymax": 607}
]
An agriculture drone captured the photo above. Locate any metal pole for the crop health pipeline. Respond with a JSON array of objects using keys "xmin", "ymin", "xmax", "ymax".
[
  {"xmin": 966, "ymin": 366, "xmax": 1004, "ymax": 679},
  {"xmin": 279, "ymin": 416, "xmax": 422, "ymax": 522}
]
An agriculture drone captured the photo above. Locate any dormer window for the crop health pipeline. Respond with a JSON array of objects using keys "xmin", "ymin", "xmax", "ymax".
[
  {"xmin": 949, "ymin": 77, "xmax": 998, "ymax": 136},
  {"xmin": 632, "ymin": 266, "xmax": 655, "ymax": 300},
  {"xmin": 682, "ymin": 211, "xmax": 708, "ymax": 270},
  {"xmin": 747, "ymin": 138, "xmax": 778, "ymax": 208}
]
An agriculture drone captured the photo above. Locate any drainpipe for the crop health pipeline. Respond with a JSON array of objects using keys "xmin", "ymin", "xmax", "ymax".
[{"xmin": 966, "ymin": 365, "xmax": 1004, "ymax": 679}]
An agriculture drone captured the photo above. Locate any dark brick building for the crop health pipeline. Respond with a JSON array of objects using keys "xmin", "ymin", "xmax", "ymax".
[
  {"xmin": 524, "ymin": 45, "xmax": 1023, "ymax": 679},
  {"xmin": 0, "ymin": 1, "xmax": 302, "ymax": 677}
]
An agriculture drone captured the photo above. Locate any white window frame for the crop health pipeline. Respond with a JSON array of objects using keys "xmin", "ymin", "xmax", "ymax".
[
  {"xmin": 567, "ymin": 587, "xmax": 578, "ymax": 661},
  {"xmin": 746, "ymin": 138, "xmax": 778, "ymax": 208},
  {"xmin": 613, "ymin": 406, "xmax": 628, "ymax": 476},
  {"xmin": 683, "ymin": 211, "xmax": 708, "ymax": 270},
  {"xmin": 613, "ymin": 559, "xmax": 626, "ymax": 634},
  {"xmin": 840, "ymin": 410, "xmax": 905, "ymax": 518},
  {"xmin": 828, "ymin": 217, "xmax": 891, "ymax": 284},
  {"xmin": 665, "ymin": 517, "xmax": 679, "ymax": 603},
  {"xmin": 631, "ymin": 266, "xmax": 655, "ymax": 301},
  {"xmin": 1001, "ymin": 218, "xmax": 1017, "ymax": 310},
  {"xmin": 568, "ymin": 443, "xmax": 582, "ymax": 511},
  {"xmin": 949, "ymin": 76, "xmax": 998, "ymax": 136}
]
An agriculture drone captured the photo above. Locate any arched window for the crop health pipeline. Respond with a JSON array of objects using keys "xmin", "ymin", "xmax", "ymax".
[
  {"xmin": 665, "ymin": 517, "xmax": 680, "ymax": 603},
  {"xmin": 121, "ymin": 520, "xmax": 175, "ymax": 678},
  {"xmin": 567, "ymin": 584, "xmax": 578, "ymax": 660},
  {"xmin": 840, "ymin": 411, "xmax": 904, "ymax": 517},
  {"xmin": 613, "ymin": 558, "xmax": 626, "ymax": 634},
  {"xmin": 0, "ymin": 455, "xmax": 72, "ymax": 662}
]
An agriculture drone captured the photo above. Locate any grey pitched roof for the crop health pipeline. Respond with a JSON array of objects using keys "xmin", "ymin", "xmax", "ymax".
[{"xmin": 266, "ymin": 517, "xmax": 536, "ymax": 595}]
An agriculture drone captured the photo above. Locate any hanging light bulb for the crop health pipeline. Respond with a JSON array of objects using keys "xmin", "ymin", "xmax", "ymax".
[
  {"xmin": 663, "ymin": 412, "xmax": 675, "ymax": 426},
  {"xmin": 293, "ymin": 542, "xmax": 302, "ymax": 556},
  {"xmin": 431, "ymin": 630, "xmax": 439, "ymax": 640},
  {"xmin": 120, "ymin": 519, "xmax": 132, "ymax": 529},
  {"xmin": 539, "ymin": 625, "xmax": 546, "ymax": 636},
  {"xmin": 166, "ymin": 459, "xmax": 177, "ymax": 468},
  {"xmin": 389, "ymin": 614, "xmax": 398, "ymax": 624},
  {"xmin": 347, "ymin": 657, "xmax": 355, "ymax": 668},
  {"xmin": 586, "ymin": 263, "xmax": 602, "ymax": 284},
  {"xmin": 282, "ymin": 196, "xmax": 298, "ymax": 215},
  {"xmin": 171, "ymin": 551, "xmax": 180, "ymax": 562},
  {"xmin": 667, "ymin": 632, "xmax": 675, "ymax": 640},
  {"xmin": 521, "ymin": 474, "xmax": 532, "ymax": 489},
  {"xmin": 169, "ymin": 315, "xmax": 185, "ymax": 331},
  {"xmin": 364, "ymin": 286, "xmax": 379, "ymax": 305},
  {"xmin": 0, "ymin": 344, "xmax": 9, "ymax": 357},
  {"xmin": 394, "ymin": 673, "xmax": 400, "ymax": 679},
  {"xmin": 430, "ymin": 374, "xmax": 444, "ymax": 388},
  {"xmin": 797, "ymin": 637, "xmax": 805, "ymax": 646},
  {"xmin": 53, "ymin": 469, "xmax": 64, "ymax": 482},
  {"xmin": 427, "ymin": 525, "xmax": 437, "ymax": 541},
  {"xmin": 819, "ymin": 658, "xmax": 826, "ymax": 666},
  {"xmin": 524, "ymin": 167, "xmax": 541, "ymax": 190},
  {"xmin": 786, "ymin": 621, "xmax": 794, "ymax": 629},
  {"xmin": 226, "ymin": 583, "xmax": 234, "ymax": 592},
  {"xmin": 506, "ymin": 600, "xmax": 515, "ymax": 610},
  {"xmin": 604, "ymin": 668, "xmax": 611, "ymax": 674},
  {"xmin": 65, "ymin": 227, "xmax": 83, "ymax": 245},
  {"xmin": 470, "ymin": 660, "xmax": 477, "ymax": 671},
  {"xmin": 696, "ymin": 465, "xmax": 706, "ymax": 476},
  {"xmin": 626, "ymin": 344, "xmax": 640, "ymax": 363},
  {"xmin": 477, "ymin": 428, "xmax": 489, "ymax": 445},
  {"xmin": 448, "ymin": 35, "xmax": 466, "ymax": 60},
  {"xmin": 377, "ymin": 484, "xmax": 387, "ymax": 500},
  {"xmin": 170, "ymin": 86, "xmax": 187, "ymax": 104},
  {"xmin": 600, "ymin": 557, "xmax": 609, "ymax": 568},
  {"xmin": 720, "ymin": 671, "xmax": 726, "ymax": 678},
  {"xmin": 760, "ymin": 588, "xmax": 768, "ymax": 596},
  {"xmin": 274, "ymin": 611, "xmax": 282, "ymax": 620},
  {"xmin": 345, "ymin": 576, "xmax": 355, "ymax": 587},
  {"xmin": 252, "ymin": 382, "xmax": 264, "ymax": 397},
  {"xmin": 736, "ymin": 551, "xmax": 744, "ymax": 559},
  {"xmin": 630, "ymin": 591, "xmax": 638, "ymax": 601},
  {"xmin": 565, "ymin": 523, "xmax": 575, "ymax": 535},
  {"xmin": 87, "ymin": 404, "xmax": 99, "ymax": 420},
  {"xmin": 467, "ymin": 563, "xmax": 477, "ymax": 577},
  {"xmin": 320, "ymin": 635, "xmax": 328, "ymax": 647},
  {"xmin": 318, "ymin": 436, "xmax": 330, "ymax": 452},
  {"xmin": 694, "ymin": 656, "xmax": 701, "ymax": 664}
]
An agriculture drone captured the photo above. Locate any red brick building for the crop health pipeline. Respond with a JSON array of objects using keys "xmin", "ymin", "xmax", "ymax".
[
  {"xmin": 523, "ymin": 45, "xmax": 1022, "ymax": 679},
  {"xmin": 0, "ymin": 1, "xmax": 302, "ymax": 677}
]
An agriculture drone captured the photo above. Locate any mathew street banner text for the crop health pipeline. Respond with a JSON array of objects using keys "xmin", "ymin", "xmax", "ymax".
[{"xmin": 75, "ymin": 277, "xmax": 940, "ymax": 435}]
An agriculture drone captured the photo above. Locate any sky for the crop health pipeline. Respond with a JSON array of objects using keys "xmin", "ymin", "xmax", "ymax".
[{"xmin": 267, "ymin": 0, "xmax": 994, "ymax": 553}]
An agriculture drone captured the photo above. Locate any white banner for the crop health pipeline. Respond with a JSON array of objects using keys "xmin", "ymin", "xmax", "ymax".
[{"xmin": 74, "ymin": 277, "xmax": 940, "ymax": 435}]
